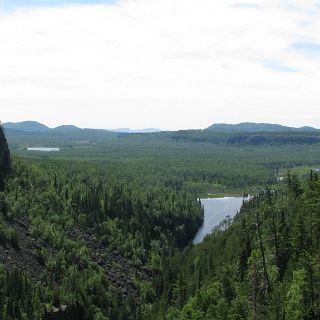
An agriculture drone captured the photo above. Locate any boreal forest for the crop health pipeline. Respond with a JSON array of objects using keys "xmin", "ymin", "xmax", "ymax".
[{"xmin": 1, "ymin": 123, "xmax": 320, "ymax": 319}]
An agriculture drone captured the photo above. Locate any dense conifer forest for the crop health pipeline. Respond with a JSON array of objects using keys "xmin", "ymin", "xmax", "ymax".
[
  {"xmin": 151, "ymin": 172, "xmax": 320, "ymax": 319},
  {"xmin": 1, "ymin": 124, "xmax": 320, "ymax": 319}
]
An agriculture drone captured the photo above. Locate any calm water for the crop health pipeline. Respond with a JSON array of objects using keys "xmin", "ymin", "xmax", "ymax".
[
  {"xmin": 193, "ymin": 197, "xmax": 249, "ymax": 244},
  {"xmin": 27, "ymin": 147, "xmax": 60, "ymax": 152}
]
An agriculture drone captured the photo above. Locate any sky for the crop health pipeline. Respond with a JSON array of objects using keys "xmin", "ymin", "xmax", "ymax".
[{"xmin": 0, "ymin": 0, "xmax": 320, "ymax": 130}]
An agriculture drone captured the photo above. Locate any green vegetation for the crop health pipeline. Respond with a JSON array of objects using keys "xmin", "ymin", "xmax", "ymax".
[
  {"xmin": 1, "ymin": 124, "xmax": 320, "ymax": 319},
  {"xmin": 205, "ymin": 122, "xmax": 318, "ymax": 132},
  {"xmin": 1, "ymin": 126, "xmax": 203, "ymax": 319},
  {"xmin": 6, "ymin": 128, "xmax": 320, "ymax": 197},
  {"xmin": 152, "ymin": 172, "xmax": 320, "ymax": 319}
]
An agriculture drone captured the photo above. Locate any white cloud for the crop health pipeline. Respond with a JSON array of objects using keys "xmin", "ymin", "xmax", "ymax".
[{"xmin": 0, "ymin": 0, "xmax": 320, "ymax": 129}]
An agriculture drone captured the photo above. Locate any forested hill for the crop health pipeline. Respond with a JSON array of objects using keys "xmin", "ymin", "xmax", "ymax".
[
  {"xmin": 0, "ymin": 125, "xmax": 10, "ymax": 190},
  {"xmin": 3, "ymin": 121, "xmax": 50, "ymax": 132},
  {"xmin": 0, "ymin": 127, "xmax": 203, "ymax": 319},
  {"xmin": 170, "ymin": 130, "xmax": 320, "ymax": 145},
  {"xmin": 2, "ymin": 123, "xmax": 320, "ymax": 319},
  {"xmin": 206, "ymin": 122, "xmax": 319, "ymax": 132},
  {"xmin": 2, "ymin": 121, "xmax": 159, "ymax": 135},
  {"xmin": 4, "ymin": 120, "xmax": 319, "ymax": 133},
  {"xmin": 153, "ymin": 172, "xmax": 320, "ymax": 319}
]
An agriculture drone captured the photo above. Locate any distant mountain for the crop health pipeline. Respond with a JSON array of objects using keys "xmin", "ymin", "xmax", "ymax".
[
  {"xmin": 206, "ymin": 122, "xmax": 319, "ymax": 132},
  {"xmin": 108, "ymin": 128, "xmax": 161, "ymax": 133},
  {"xmin": 53, "ymin": 125, "xmax": 83, "ymax": 133},
  {"xmin": 298, "ymin": 126, "xmax": 319, "ymax": 132},
  {"xmin": 4, "ymin": 121, "xmax": 317, "ymax": 135},
  {"xmin": 3, "ymin": 122, "xmax": 161, "ymax": 134},
  {"xmin": 3, "ymin": 121, "xmax": 50, "ymax": 132}
]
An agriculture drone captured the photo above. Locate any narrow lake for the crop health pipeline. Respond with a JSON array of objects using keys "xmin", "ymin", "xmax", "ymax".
[
  {"xmin": 27, "ymin": 147, "xmax": 60, "ymax": 152},
  {"xmin": 193, "ymin": 196, "xmax": 249, "ymax": 245}
]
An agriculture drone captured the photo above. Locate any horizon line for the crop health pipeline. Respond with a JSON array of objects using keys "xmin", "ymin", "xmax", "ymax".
[{"xmin": 1, "ymin": 120, "xmax": 319, "ymax": 131}]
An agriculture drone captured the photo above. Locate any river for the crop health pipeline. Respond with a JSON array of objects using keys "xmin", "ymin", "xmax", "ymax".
[{"xmin": 193, "ymin": 196, "xmax": 249, "ymax": 245}]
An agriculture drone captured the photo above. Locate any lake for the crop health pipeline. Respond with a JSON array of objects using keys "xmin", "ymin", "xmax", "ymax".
[
  {"xmin": 193, "ymin": 196, "xmax": 249, "ymax": 245},
  {"xmin": 27, "ymin": 147, "xmax": 60, "ymax": 152}
]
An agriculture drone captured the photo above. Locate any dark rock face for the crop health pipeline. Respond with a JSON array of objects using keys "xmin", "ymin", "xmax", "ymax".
[
  {"xmin": 0, "ymin": 217, "xmax": 47, "ymax": 281},
  {"xmin": 68, "ymin": 225, "xmax": 152, "ymax": 300},
  {"xmin": 0, "ymin": 125, "xmax": 10, "ymax": 190},
  {"xmin": 1, "ymin": 216, "xmax": 151, "ymax": 303}
]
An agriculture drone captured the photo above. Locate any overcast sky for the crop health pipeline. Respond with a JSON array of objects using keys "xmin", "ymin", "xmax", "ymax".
[{"xmin": 0, "ymin": 0, "xmax": 320, "ymax": 130}]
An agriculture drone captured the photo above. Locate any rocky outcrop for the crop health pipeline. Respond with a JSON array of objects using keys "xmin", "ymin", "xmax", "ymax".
[
  {"xmin": 68, "ymin": 225, "xmax": 152, "ymax": 300},
  {"xmin": 0, "ymin": 125, "xmax": 10, "ymax": 190},
  {"xmin": 1, "ymin": 217, "xmax": 151, "ymax": 301},
  {"xmin": 0, "ymin": 217, "xmax": 48, "ymax": 281}
]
